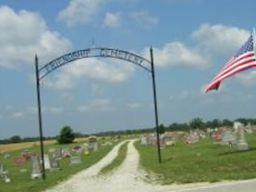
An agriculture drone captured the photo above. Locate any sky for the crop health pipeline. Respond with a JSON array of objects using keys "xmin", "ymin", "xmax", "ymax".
[{"xmin": 1, "ymin": 0, "xmax": 256, "ymax": 139}]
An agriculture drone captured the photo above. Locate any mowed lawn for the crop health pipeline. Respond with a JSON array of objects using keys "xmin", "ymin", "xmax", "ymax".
[
  {"xmin": 0, "ymin": 140, "xmax": 116, "ymax": 192},
  {"xmin": 135, "ymin": 133, "xmax": 256, "ymax": 184}
]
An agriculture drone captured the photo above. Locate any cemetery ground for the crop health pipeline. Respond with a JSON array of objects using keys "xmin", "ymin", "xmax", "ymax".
[
  {"xmin": 135, "ymin": 132, "xmax": 256, "ymax": 184},
  {"xmin": 2, "ymin": 132, "xmax": 256, "ymax": 191},
  {"xmin": 0, "ymin": 137, "xmax": 117, "ymax": 192}
]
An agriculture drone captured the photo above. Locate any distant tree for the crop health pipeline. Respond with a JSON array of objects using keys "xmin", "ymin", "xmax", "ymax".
[
  {"xmin": 57, "ymin": 126, "xmax": 75, "ymax": 144},
  {"xmin": 222, "ymin": 119, "xmax": 233, "ymax": 126},
  {"xmin": 158, "ymin": 124, "xmax": 165, "ymax": 134},
  {"xmin": 9, "ymin": 135, "xmax": 22, "ymax": 143},
  {"xmin": 235, "ymin": 118, "xmax": 248, "ymax": 125},
  {"xmin": 211, "ymin": 119, "xmax": 221, "ymax": 128},
  {"xmin": 190, "ymin": 118, "xmax": 204, "ymax": 130}
]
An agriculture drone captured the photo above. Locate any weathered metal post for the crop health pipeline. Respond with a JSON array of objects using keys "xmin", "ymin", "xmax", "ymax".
[
  {"xmin": 150, "ymin": 47, "xmax": 162, "ymax": 163},
  {"xmin": 35, "ymin": 55, "xmax": 46, "ymax": 180}
]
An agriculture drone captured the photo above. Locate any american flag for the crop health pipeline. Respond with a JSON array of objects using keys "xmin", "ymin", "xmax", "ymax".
[{"xmin": 205, "ymin": 33, "xmax": 256, "ymax": 92}]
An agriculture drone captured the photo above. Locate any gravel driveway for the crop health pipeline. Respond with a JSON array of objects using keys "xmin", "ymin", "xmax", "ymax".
[{"xmin": 45, "ymin": 140, "xmax": 256, "ymax": 192}]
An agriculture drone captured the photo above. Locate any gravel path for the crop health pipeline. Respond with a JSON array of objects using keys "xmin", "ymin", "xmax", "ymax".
[{"xmin": 45, "ymin": 140, "xmax": 256, "ymax": 192}]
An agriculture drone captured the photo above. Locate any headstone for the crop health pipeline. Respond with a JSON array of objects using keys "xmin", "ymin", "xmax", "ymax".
[
  {"xmin": 62, "ymin": 148, "xmax": 71, "ymax": 158},
  {"xmin": 186, "ymin": 131, "xmax": 200, "ymax": 144},
  {"xmin": 50, "ymin": 158, "xmax": 60, "ymax": 171},
  {"xmin": 221, "ymin": 130, "xmax": 237, "ymax": 147},
  {"xmin": 197, "ymin": 130, "xmax": 206, "ymax": 139},
  {"xmin": 88, "ymin": 136, "xmax": 98, "ymax": 152},
  {"xmin": 233, "ymin": 121, "xmax": 243, "ymax": 130},
  {"xmin": 212, "ymin": 130, "xmax": 222, "ymax": 142},
  {"xmin": 72, "ymin": 145, "xmax": 84, "ymax": 154},
  {"xmin": 70, "ymin": 156, "xmax": 82, "ymax": 165},
  {"xmin": 83, "ymin": 143, "xmax": 89, "ymax": 155},
  {"xmin": 159, "ymin": 134, "xmax": 166, "ymax": 147},
  {"xmin": 31, "ymin": 156, "xmax": 42, "ymax": 179},
  {"xmin": 53, "ymin": 148, "xmax": 62, "ymax": 160},
  {"xmin": 236, "ymin": 127, "xmax": 249, "ymax": 151},
  {"xmin": 0, "ymin": 164, "xmax": 11, "ymax": 183},
  {"xmin": 140, "ymin": 135, "xmax": 148, "ymax": 145},
  {"xmin": 44, "ymin": 154, "xmax": 51, "ymax": 170}
]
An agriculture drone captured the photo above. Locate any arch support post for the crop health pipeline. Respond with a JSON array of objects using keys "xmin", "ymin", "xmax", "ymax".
[
  {"xmin": 35, "ymin": 55, "xmax": 46, "ymax": 180},
  {"xmin": 150, "ymin": 47, "xmax": 162, "ymax": 163}
]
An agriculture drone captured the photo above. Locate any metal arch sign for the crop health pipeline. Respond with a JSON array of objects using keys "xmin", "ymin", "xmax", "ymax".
[
  {"xmin": 39, "ymin": 48, "xmax": 151, "ymax": 80},
  {"xmin": 34, "ymin": 46, "xmax": 162, "ymax": 180}
]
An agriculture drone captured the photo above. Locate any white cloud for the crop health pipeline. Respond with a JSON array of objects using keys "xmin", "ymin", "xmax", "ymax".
[
  {"xmin": 43, "ymin": 107, "xmax": 63, "ymax": 114},
  {"xmin": 58, "ymin": 0, "xmax": 105, "ymax": 27},
  {"xmin": 126, "ymin": 102, "xmax": 143, "ymax": 109},
  {"xmin": 192, "ymin": 24, "xmax": 250, "ymax": 56},
  {"xmin": 78, "ymin": 98, "xmax": 113, "ymax": 112},
  {"xmin": 144, "ymin": 42, "xmax": 210, "ymax": 69},
  {"xmin": 103, "ymin": 12, "xmax": 121, "ymax": 28},
  {"xmin": 11, "ymin": 112, "xmax": 24, "ymax": 118},
  {"xmin": 142, "ymin": 24, "xmax": 250, "ymax": 76},
  {"xmin": 0, "ymin": 6, "xmax": 71, "ymax": 68},
  {"xmin": 130, "ymin": 11, "xmax": 158, "ymax": 29},
  {"xmin": 44, "ymin": 58, "xmax": 134, "ymax": 90},
  {"xmin": 9, "ymin": 106, "xmax": 63, "ymax": 119}
]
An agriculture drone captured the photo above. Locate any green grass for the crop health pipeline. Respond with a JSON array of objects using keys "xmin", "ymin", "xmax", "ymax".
[
  {"xmin": 0, "ymin": 141, "xmax": 116, "ymax": 192},
  {"xmin": 135, "ymin": 133, "xmax": 256, "ymax": 184},
  {"xmin": 100, "ymin": 141, "xmax": 128, "ymax": 174}
]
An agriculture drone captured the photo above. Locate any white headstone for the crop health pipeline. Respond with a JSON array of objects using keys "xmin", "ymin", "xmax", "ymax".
[
  {"xmin": 233, "ymin": 122, "xmax": 243, "ymax": 131},
  {"xmin": 237, "ymin": 127, "xmax": 249, "ymax": 151},
  {"xmin": 221, "ymin": 130, "xmax": 237, "ymax": 146},
  {"xmin": 44, "ymin": 154, "xmax": 51, "ymax": 170},
  {"xmin": 31, "ymin": 156, "xmax": 42, "ymax": 179}
]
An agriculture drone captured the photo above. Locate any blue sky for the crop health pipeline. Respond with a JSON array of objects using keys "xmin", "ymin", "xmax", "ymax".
[{"xmin": 1, "ymin": 0, "xmax": 256, "ymax": 139}]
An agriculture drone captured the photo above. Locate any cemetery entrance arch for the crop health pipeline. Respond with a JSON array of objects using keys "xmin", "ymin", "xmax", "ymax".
[{"xmin": 34, "ymin": 47, "xmax": 161, "ymax": 179}]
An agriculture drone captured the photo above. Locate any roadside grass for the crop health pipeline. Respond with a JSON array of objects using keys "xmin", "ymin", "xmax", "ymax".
[
  {"xmin": 0, "ymin": 140, "xmax": 117, "ymax": 192},
  {"xmin": 100, "ymin": 141, "xmax": 128, "ymax": 175},
  {"xmin": 135, "ymin": 133, "xmax": 256, "ymax": 184}
]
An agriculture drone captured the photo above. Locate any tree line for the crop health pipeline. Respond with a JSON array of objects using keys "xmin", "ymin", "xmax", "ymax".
[{"xmin": 1, "ymin": 117, "xmax": 255, "ymax": 144}]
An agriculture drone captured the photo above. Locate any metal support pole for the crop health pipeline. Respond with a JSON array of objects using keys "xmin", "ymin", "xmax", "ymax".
[
  {"xmin": 35, "ymin": 55, "xmax": 46, "ymax": 180},
  {"xmin": 150, "ymin": 47, "xmax": 162, "ymax": 163}
]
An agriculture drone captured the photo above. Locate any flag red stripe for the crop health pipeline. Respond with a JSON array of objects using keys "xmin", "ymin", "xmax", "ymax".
[
  {"xmin": 206, "ymin": 61, "xmax": 256, "ymax": 92},
  {"xmin": 222, "ymin": 52, "xmax": 254, "ymax": 71},
  {"xmin": 213, "ymin": 56, "xmax": 255, "ymax": 81}
]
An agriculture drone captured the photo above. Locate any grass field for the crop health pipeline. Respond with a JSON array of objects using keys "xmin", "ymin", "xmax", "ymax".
[
  {"xmin": 135, "ymin": 133, "xmax": 256, "ymax": 184},
  {"xmin": 0, "ymin": 137, "xmax": 94, "ymax": 154},
  {"xmin": 100, "ymin": 141, "xmax": 128, "ymax": 174},
  {"xmin": 0, "ymin": 140, "xmax": 117, "ymax": 192}
]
